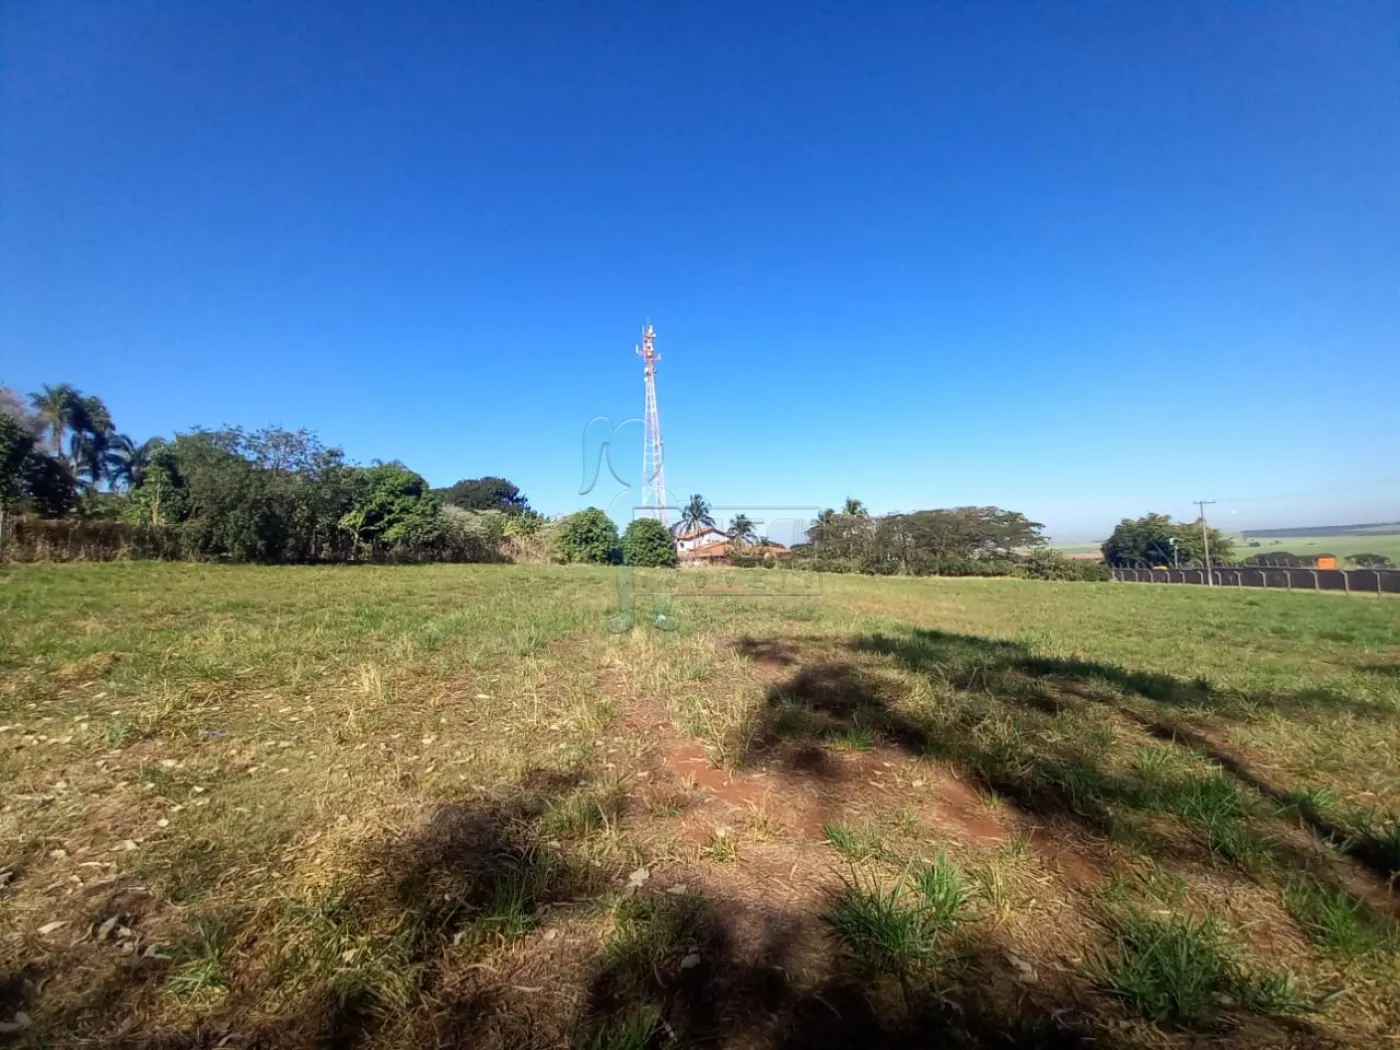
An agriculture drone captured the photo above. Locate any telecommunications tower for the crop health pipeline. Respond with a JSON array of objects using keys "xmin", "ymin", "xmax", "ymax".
[{"xmin": 636, "ymin": 323, "xmax": 669, "ymax": 528}]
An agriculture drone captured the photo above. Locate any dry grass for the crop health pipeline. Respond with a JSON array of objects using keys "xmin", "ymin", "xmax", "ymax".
[{"xmin": 1, "ymin": 563, "xmax": 1398, "ymax": 1047}]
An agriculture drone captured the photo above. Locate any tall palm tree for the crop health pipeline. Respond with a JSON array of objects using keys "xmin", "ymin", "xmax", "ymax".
[
  {"xmin": 677, "ymin": 494, "xmax": 715, "ymax": 536},
  {"xmin": 28, "ymin": 383, "xmax": 79, "ymax": 458},
  {"xmin": 68, "ymin": 395, "xmax": 113, "ymax": 488},
  {"xmin": 106, "ymin": 434, "xmax": 165, "ymax": 491},
  {"xmin": 842, "ymin": 497, "xmax": 868, "ymax": 517},
  {"xmin": 728, "ymin": 514, "xmax": 757, "ymax": 547}
]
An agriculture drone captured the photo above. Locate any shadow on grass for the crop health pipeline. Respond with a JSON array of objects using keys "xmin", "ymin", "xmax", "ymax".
[
  {"xmin": 220, "ymin": 773, "xmax": 1106, "ymax": 1050},
  {"xmin": 859, "ymin": 627, "xmax": 1392, "ymax": 722},
  {"xmin": 735, "ymin": 627, "xmax": 1400, "ymax": 895},
  {"xmin": 61, "ymin": 751, "xmax": 1342, "ymax": 1048},
  {"xmin": 234, "ymin": 769, "xmax": 604, "ymax": 1050},
  {"xmin": 32, "ymin": 629, "xmax": 1391, "ymax": 1049},
  {"xmin": 855, "ymin": 626, "xmax": 1400, "ymax": 888},
  {"xmin": 576, "ymin": 890, "xmax": 1097, "ymax": 1050}
]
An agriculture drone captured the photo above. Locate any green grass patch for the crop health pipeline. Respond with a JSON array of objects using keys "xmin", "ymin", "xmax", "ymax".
[
  {"xmin": 1095, "ymin": 908, "xmax": 1308, "ymax": 1026},
  {"xmin": 824, "ymin": 855, "xmax": 968, "ymax": 982},
  {"xmin": 1284, "ymin": 878, "xmax": 1397, "ymax": 959},
  {"xmin": 824, "ymin": 820, "xmax": 886, "ymax": 861}
]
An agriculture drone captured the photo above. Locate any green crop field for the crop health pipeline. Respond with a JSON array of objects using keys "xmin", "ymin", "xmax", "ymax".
[
  {"xmin": 1054, "ymin": 533, "xmax": 1400, "ymax": 566},
  {"xmin": 1238, "ymin": 533, "xmax": 1400, "ymax": 566},
  {"xmin": 3, "ymin": 564, "xmax": 1399, "ymax": 1048},
  {"xmin": 1049, "ymin": 540, "xmax": 1104, "ymax": 556}
]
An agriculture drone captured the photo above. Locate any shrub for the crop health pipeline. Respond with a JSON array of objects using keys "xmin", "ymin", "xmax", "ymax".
[
  {"xmin": 504, "ymin": 521, "xmax": 560, "ymax": 564},
  {"xmin": 558, "ymin": 508, "xmax": 620, "ymax": 564},
  {"xmin": 1349, "ymin": 553, "xmax": 1394, "ymax": 569},
  {"xmin": 621, "ymin": 518, "xmax": 677, "ymax": 567},
  {"xmin": 925, "ymin": 557, "xmax": 1020, "ymax": 577},
  {"xmin": 1, "ymin": 516, "xmax": 183, "ymax": 562},
  {"xmin": 1020, "ymin": 550, "xmax": 1112, "ymax": 582}
]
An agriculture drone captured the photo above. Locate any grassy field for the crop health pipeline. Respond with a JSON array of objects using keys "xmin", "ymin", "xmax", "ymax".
[{"xmin": 2, "ymin": 564, "xmax": 1399, "ymax": 1048}]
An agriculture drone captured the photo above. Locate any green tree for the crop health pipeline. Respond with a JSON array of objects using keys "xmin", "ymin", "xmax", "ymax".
[
  {"xmin": 1020, "ymin": 549, "xmax": 1111, "ymax": 582},
  {"xmin": 558, "ymin": 507, "xmax": 620, "ymax": 564},
  {"xmin": 17, "ymin": 452, "xmax": 78, "ymax": 518},
  {"xmin": 28, "ymin": 383, "xmax": 79, "ymax": 458},
  {"xmin": 435, "ymin": 476, "xmax": 529, "ymax": 514},
  {"xmin": 678, "ymin": 494, "xmax": 715, "ymax": 536},
  {"xmin": 1101, "ymin": 513, "xmax": 1234, "ymax": 568},
  {"xmin": 69, "ymin": 395, "xmax": 113, "ymax": 487},
  {"xmin": 502, "ymin": 508, "xmax": 546, "ymax": 537},
  {"xmin": 0, "ymin": 412, "xmax": 36, "ymax": 552},
  {"xmin": 161, "ymin": 427, "xmax": 361, "ymax": 561},
  {"xmin": 1349, "ymin": 553, "xmax": 1394, "ymax": 569},
  {"xmin": 1101, "ymin": 513, "xmax": 1179, "ymax": 567},
  {"xmin": 338, "ymin": 464, "xmax": 442, "ymax": 556},
  {"xmin": 106, "ymin": 435, "xmax": 166, "ymax": 491},
  {"xmin": 130, "ymin": 444, "xmax": 188, "ymax": 526},
  {"xmin": 728, "ymin": 513, "xmax": 757, "ymax": 547},
  {"xmin": 622, "ymin": 517, "xmax": 677, "ymax": 567}
]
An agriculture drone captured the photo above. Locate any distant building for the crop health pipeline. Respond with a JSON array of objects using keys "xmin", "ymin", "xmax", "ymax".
[
  {"xmin": 674, "ymin": 527, "xmax": 789, "ymax": 566},
  {"xmin": 675, "ymin": 527, "xmax": 729, "ymax": 553}
]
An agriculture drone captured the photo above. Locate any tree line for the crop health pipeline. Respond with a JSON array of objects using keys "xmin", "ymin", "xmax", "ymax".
[
  {"xmin": 11, "ymin": 385, "xmax": 1303, "ymax": 580},
  {"xmin": 547, "ymin": 496, "xmax": 1120, "ymax": 580},
  {"xmin": 787, "ymin": 499, "xmax": 1107, "ymax": 580},
  {"xmin": 0, "ymin": 383, "xmax": 535, "ymax": 563}
]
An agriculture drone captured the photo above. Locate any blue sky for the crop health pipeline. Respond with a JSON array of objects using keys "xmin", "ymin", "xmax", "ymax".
[{"xmin": 3, "ymin": 1, "xmax": 1397, "ymax": 540}]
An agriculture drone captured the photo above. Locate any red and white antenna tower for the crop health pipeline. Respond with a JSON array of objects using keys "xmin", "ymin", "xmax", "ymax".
[{"xmin": 636, "ymin": 322, "xmax": 668, "ymax": 527}]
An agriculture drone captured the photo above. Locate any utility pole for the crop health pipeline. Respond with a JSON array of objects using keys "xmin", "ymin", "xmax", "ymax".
[{"xmin": 1194, "ymin": 499, "xmax": 1217, "ymax": 586}]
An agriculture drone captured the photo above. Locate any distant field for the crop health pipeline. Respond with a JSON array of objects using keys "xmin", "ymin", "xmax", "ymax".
[
  {"xmin": 3, "ymin": 565, "xmax": 1399, "ymax": 1048},
  {"xmin": 1049, "ymin": 540, "xmax": 1103, "ymax": 556},
  {"xmin": 1053, "ymin": 533, "xmax": 1400, "ymax": 565},
  {"xmin": 1239, "ymin": 532, "xmax": 1400, "ymax": 565},
  {"xmin": 1244, "ymin": 523, "xmax": 1400, "ymax": 539}
]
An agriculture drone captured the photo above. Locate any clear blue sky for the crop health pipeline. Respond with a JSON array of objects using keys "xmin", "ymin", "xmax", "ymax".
[{"xmin": 4, "ymin": 1, "xmax": 1397, "ymax": 540}]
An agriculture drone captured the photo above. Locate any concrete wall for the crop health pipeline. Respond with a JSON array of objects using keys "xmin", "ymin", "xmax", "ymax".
[{"xmin": 1110, "ymin": 567, "xmax": 1400, "ymax": 593}]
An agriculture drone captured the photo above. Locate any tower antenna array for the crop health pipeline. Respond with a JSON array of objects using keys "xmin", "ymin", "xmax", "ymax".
[{"xmin": 636, "ymin": 323, "xmax": 668, "ymax": 527}]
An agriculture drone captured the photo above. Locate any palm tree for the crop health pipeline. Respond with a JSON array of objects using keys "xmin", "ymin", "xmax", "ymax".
[
  {"xmin": 28, "ymin": 383, "xmax": 79, "ymax": 458},
  {"xmin": 677, "ymin": 494, "xmax": 715, "ymax": 536},
  {"xmin": 728, "ymin": 514, "xmax": 757, "ymax": 547},
  {"xmin": 842, "ymin": 497, "xmax": 868, "ymax": 517},
  {"xmin": 106, "ymin": 434, "xmax": 165, "ymax": 491},
  {"xmin": 68, "ymin": 395, "xmax": 113, "ymax": 488}
]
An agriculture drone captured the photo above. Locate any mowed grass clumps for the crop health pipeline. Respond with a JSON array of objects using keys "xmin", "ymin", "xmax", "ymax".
[{"xmin": 2, "ymin": 563, "xmax": 1399, "ymax": 1048}]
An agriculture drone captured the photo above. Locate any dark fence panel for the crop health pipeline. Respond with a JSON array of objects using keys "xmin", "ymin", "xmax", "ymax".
[{"xmin": 1110, "ymin": 566, "xmax": 1400, "ymax": 594}]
